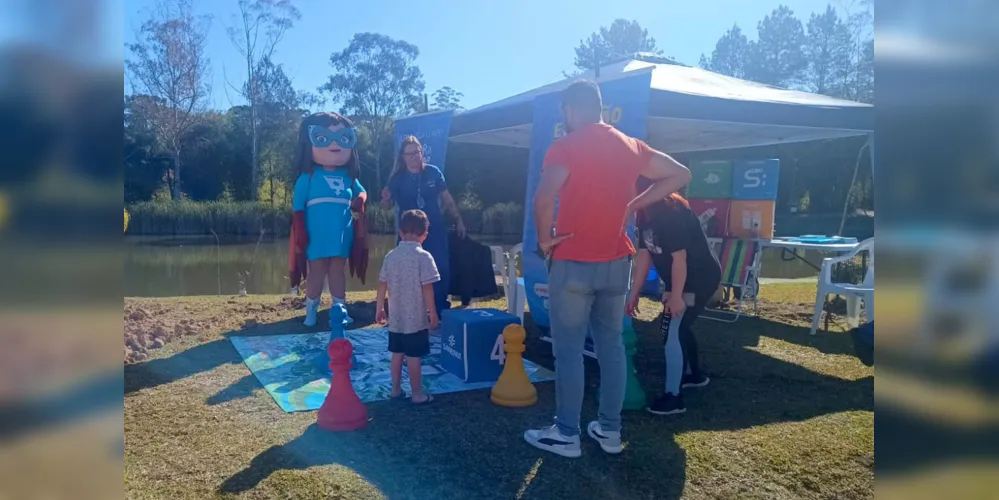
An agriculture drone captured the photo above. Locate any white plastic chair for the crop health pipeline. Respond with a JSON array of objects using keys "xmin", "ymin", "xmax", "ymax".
[
  {"xmin": 811, "ymin": 237, "xmax": 874, "ymax": 335},
  {"xmin": 488, "ymin": 245, "xmax": 507, "ymax": 290},
  {"xmin": 505, "ymin": 244, "xmax": 526, "ymax": 323},
  {"xmin": 488, "ymin": 245, "xmax": 505, "ymax": 277}
]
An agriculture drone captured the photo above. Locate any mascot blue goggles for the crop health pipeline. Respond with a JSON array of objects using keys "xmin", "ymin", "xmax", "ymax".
[{"xmin": 308, "ymin": 125, "xmax": 357, "ymax": 149}]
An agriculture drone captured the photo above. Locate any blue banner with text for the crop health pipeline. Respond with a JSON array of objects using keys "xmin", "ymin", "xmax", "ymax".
[{"xmin": 393, "ymin": 110, "xmax": 454, "ymax": 173}]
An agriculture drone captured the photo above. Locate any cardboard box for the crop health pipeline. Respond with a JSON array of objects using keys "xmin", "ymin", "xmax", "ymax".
[
  {"xmin": 728, "ymin": 200, "xmax": 775, "ymax": 239},
  {"xmin": 688, "ymin": 198, "xmax": 732, "ymax": 238},
  {"xmin": 732, "ymin": 159, "xmax": 780, "ymax": 200},
  {"xmin": 687, "ymin": 161, "xmax": 733, "ymax": 199}
]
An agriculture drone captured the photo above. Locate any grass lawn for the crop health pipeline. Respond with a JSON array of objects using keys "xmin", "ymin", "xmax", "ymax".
[{"xmin": 124, "ymin": 283, "xmax": 874, "ymax": 500}]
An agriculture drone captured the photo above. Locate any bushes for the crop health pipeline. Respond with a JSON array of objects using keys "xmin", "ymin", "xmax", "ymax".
[
  {"xmin": 126, "ymin": 200, "xmax": 527, "ymax": 237},
  {"xmin": 482, "ymin": 202, "xmax": 524, "ymax": 236},
  {"xmin": 457, "ymin": 189, "xmax": 484, "ymax": 235},
  {"xmin": 365, "ymin": 203, "xmax": 395, "ymax": 234},
  {"xmin": 127, "ymin": 201, "xmax": 291, "ymax": 236}
]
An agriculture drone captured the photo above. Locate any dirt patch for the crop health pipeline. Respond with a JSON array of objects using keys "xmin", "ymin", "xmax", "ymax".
[
  {"xmin": 122, "ymin": 295, "xmax": 318, "ymax": 364},
  {"xmin": 279, "ymin": 296, "xmax": 306, "ymax": 310},
  {"xmin": 124, "ymin": 303, "xmax": 204, "ymax": 364}
]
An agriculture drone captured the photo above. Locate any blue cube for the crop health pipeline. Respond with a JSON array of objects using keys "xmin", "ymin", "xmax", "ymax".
[
  {"xmin": 732, "ymin": 159, "xmax": 780, "ymax": 200},
  {"xmin": 440, "ymin": 308, "xmax": 520, "ymax": 383}
]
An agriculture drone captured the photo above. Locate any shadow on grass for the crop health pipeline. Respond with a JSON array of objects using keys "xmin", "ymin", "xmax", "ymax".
[
  {"xmin": 218, "ymin": 392, "xmax": 687, "ymax": 500},
  {"xmin": 205, "ymin": 373, "xmax": 261, "ymax": 406},
  {"xmin": 125, "ymin": 293, "xmax": 873, "ymax": 499},
  {"xmin": 627, "ymin": 313, "xmax": 872, "ymax": 429},
  {"xmin": 212, "ymin": 309, "xmax": 871, "ymax": 499},
  {"xmin": 631, "ymin": 310, "xmax": 859, "ymax": 360},
  {"xmin": 124, "ymin": 301, "xmax": 378, "ymax": 397}
]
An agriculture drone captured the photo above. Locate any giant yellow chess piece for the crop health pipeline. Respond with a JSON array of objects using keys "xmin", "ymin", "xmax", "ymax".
[{"xmin": 490, "ymin": 324, "xmax": 537, "ymax": 407}]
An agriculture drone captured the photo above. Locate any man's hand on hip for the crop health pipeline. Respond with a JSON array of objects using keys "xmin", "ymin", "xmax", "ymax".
[{"xmin": 538, "ymin": 233, "xmax": 573, "ymax": 257}]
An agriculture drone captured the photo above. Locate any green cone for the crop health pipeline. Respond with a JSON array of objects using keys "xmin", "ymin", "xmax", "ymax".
[
  {"xmin": 621, "ymin": 317, "xmax": 648, "ymax": 410},
  {"xmin": 597, "ymin": 317, "xmax": 647, "ymax": 410}
]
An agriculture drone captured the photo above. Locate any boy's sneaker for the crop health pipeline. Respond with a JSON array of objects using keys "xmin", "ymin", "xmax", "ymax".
[
  {"xmin": 682, "ymin": 373, "xmax": 710, "ymax": 389},
  {"xmin": 586, "ymin": 421, "xmax": 623, "ymax": 454},
  {"xmin": 647, "ymin": 393, "xmax": 686, "ymax": 416},
  {"xmin": 523, "ymin": 425, "xmax": 581, "ymax": 458}
]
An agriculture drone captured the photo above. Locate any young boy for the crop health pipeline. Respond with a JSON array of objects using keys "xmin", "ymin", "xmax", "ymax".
[{"xmin": 376, "ymin": 209, "xmax": 440, "ymax": 404}]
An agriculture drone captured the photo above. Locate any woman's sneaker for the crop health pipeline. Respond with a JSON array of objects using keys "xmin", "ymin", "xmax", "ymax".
[
  {"xmin": 304, "ymin": 297, "xmax": 320, "ymax": 327},
  {"xmin": 586, "ymin": 421, "xmax": 623, "ymax": 454},
  {"xmin": 523, "ymin": 425, "xmax": 581, "ymax": 458},
  {"xmin": 682, "ymin": 373, "xmax": 711, "ymax": 389},
  {"xmin": 647, "ymin": 393, "xmax": 686, "ymax": 416}
]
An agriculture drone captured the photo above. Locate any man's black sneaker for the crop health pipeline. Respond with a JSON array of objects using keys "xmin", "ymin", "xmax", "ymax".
[
  {"xmin": 682, "ymin": 373, "xmax": 711, "ymax": 389},
  {"xmin": 647, "ymin": 393, "xmax": 686, "ymax": 416}
]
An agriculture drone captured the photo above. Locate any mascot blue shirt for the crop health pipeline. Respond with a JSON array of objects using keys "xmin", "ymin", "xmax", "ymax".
[{"xmin": 293, "ymin": 169, "xmax": 365, "ymax": 260}]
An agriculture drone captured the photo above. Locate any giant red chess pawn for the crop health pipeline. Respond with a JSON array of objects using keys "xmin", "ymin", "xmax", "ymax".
[{"xmin": 317, "ymin": 338, "xmax": 367, "ymax": 431}]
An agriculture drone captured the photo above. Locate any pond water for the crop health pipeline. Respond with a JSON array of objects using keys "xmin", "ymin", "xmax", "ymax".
[
  {"xmin": 124, "ymin": 235, "xmax": 829, "ymax": 297},
  {"xmin": 124, "ymin": 235, "xmax": 516, "ymax": 297}
]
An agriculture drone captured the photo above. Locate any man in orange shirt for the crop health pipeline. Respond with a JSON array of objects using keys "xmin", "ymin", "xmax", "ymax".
[{"xmin": 523, "ymin": 80, "xmax": 691, "ymax": 458}]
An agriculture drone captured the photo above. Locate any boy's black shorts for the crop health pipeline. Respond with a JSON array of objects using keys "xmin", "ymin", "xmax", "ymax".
[{"xmin": 388, "ymin": 330, "xmax": 430, "ymax": 358}]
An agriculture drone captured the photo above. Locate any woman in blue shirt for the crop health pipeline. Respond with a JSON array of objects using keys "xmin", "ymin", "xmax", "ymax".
[
  {"xmin": 292, "ymin": 113, "xmax": 366, "ymax": 327},
  {"xmin": 380, "ymin": 135, "xmax": 466, "ymax": 315}
]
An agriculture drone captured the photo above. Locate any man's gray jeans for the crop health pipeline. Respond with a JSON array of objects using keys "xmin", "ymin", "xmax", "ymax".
[{"xmin": 548, "ymin": 257, "xmax": 631, "ymax": 436}]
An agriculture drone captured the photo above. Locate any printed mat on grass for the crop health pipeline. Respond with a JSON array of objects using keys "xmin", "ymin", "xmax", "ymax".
[{"xmin": 230, "ymin": 328, "xmax": 555, "ymax": 412}]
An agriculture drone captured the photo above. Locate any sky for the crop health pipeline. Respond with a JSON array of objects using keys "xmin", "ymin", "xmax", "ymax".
[
  {"xmin": 123, "ymin": 0, "xmax": 843, "ymax": 111},
  {"xmin": 0, "ymin": 0, "xmax": 123, "ymax": 66}
]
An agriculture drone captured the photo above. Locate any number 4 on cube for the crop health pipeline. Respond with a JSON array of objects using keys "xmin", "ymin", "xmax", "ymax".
[{"xmin": 490, "ymin": 334, "xmax": 506, "ymax": 365}]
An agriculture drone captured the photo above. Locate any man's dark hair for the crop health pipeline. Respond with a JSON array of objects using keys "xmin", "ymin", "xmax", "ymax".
[
  {"xmin": 399, "ymin": 209, "xmax": 429, "ymax": 236},
  {"xmin": 561, "ymin": 80, "xmax": 603, "ymax": 116}
]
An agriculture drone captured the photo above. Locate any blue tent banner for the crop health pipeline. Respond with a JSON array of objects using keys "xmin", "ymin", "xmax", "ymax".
[
  {"xmin": 521, "ymin": 73, "xmax": 653, "ymax": 329},
  {"xmin": 393, "ymin": 110, "xmax": 454, "ymax": 173}
]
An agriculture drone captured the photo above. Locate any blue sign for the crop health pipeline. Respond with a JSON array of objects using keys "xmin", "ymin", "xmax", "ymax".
[
  {"xmin": 393, "ymin": 110, "xmax": 454, "ymax": 172},
  {"xmin": 521, "ymin": 73, "xmax": 652, "ymax": 328},
  {"xmin": 732, "ymin": 159, "xmax": 780, "ymax": 200}
]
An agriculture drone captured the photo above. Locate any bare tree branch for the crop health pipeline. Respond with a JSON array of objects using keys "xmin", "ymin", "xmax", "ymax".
[
  {"xmin": 124, "ymin": 0, "xmax": 211, "ymax": 200},
  {"xmin": 225, "ymin": 0, "xmax": 302, "ymax": 196}
]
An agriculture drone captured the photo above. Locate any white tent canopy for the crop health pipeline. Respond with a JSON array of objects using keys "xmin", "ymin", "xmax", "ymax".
[{"xmin": 448, "ymin": 59, "xmax": 873, "ymax": 153}]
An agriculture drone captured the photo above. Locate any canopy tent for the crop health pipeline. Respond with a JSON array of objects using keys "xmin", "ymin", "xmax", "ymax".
[{"xmin": 448, "ymin": 59, "xmax": 874, "ymax": 153}]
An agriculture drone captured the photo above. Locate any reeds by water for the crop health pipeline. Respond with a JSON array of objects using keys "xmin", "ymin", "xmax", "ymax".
[
  {"xmin": 127, "ymin": 201, "xmax": 292, "ymax": 236},
  {"xmin": 126, "ymin": 200, "xmax": 527, "ymax": 237}
]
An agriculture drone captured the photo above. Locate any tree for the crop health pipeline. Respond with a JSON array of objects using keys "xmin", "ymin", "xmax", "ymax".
[
  {"xmin": 250, "ymin": 56, "xmax": 299, "ymax": 110},
  {"xmin": 745, "ymin": 5, "xmax": 807, "ymax": 88},
  {"xmin": 125, "ymin": 0, "xmax": 212, "ymax": 200},
  {"xmin": 840, "ymin": 0, "xmax": 874, "ymax": 102},
  {"xmin": 320, "ymin": 33, "xmax": 426, "ymax": 189},
  {"xmin": 225, "ymin": 0, "xmax": 301, "ymax": 198},
  {"xmin": 431, "ymin": 86, "xmax": 463, "ymax": 111},
  {"xmin": 854, "ymin": 39, "xmax": 874, "ymax": 103},
  {"xmin": 178, "ymin": 111, "xmax": 233, "ymax": 201},
  {"xmin": 699, "ymin": 24, "xmax": 750, "ymax": 78},
  {"xmin": 250, "ymin": 58, "xmax": 301, "ymax": 204},
  {"xmin": 124, "ymin": 96, "xmax": 171, "ymax": 202},
  {"xmin": 803, "ymin": 5, "xmax": 851, "ymax": 96},
  {"xmin": 574, "ymin": 19, "xmax": 659, "ymax": 74}
]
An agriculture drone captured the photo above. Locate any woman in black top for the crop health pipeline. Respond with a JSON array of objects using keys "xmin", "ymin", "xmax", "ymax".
[{"xmin": 626, "ymin": 188, "xmax": 721, "ymax": 416}]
